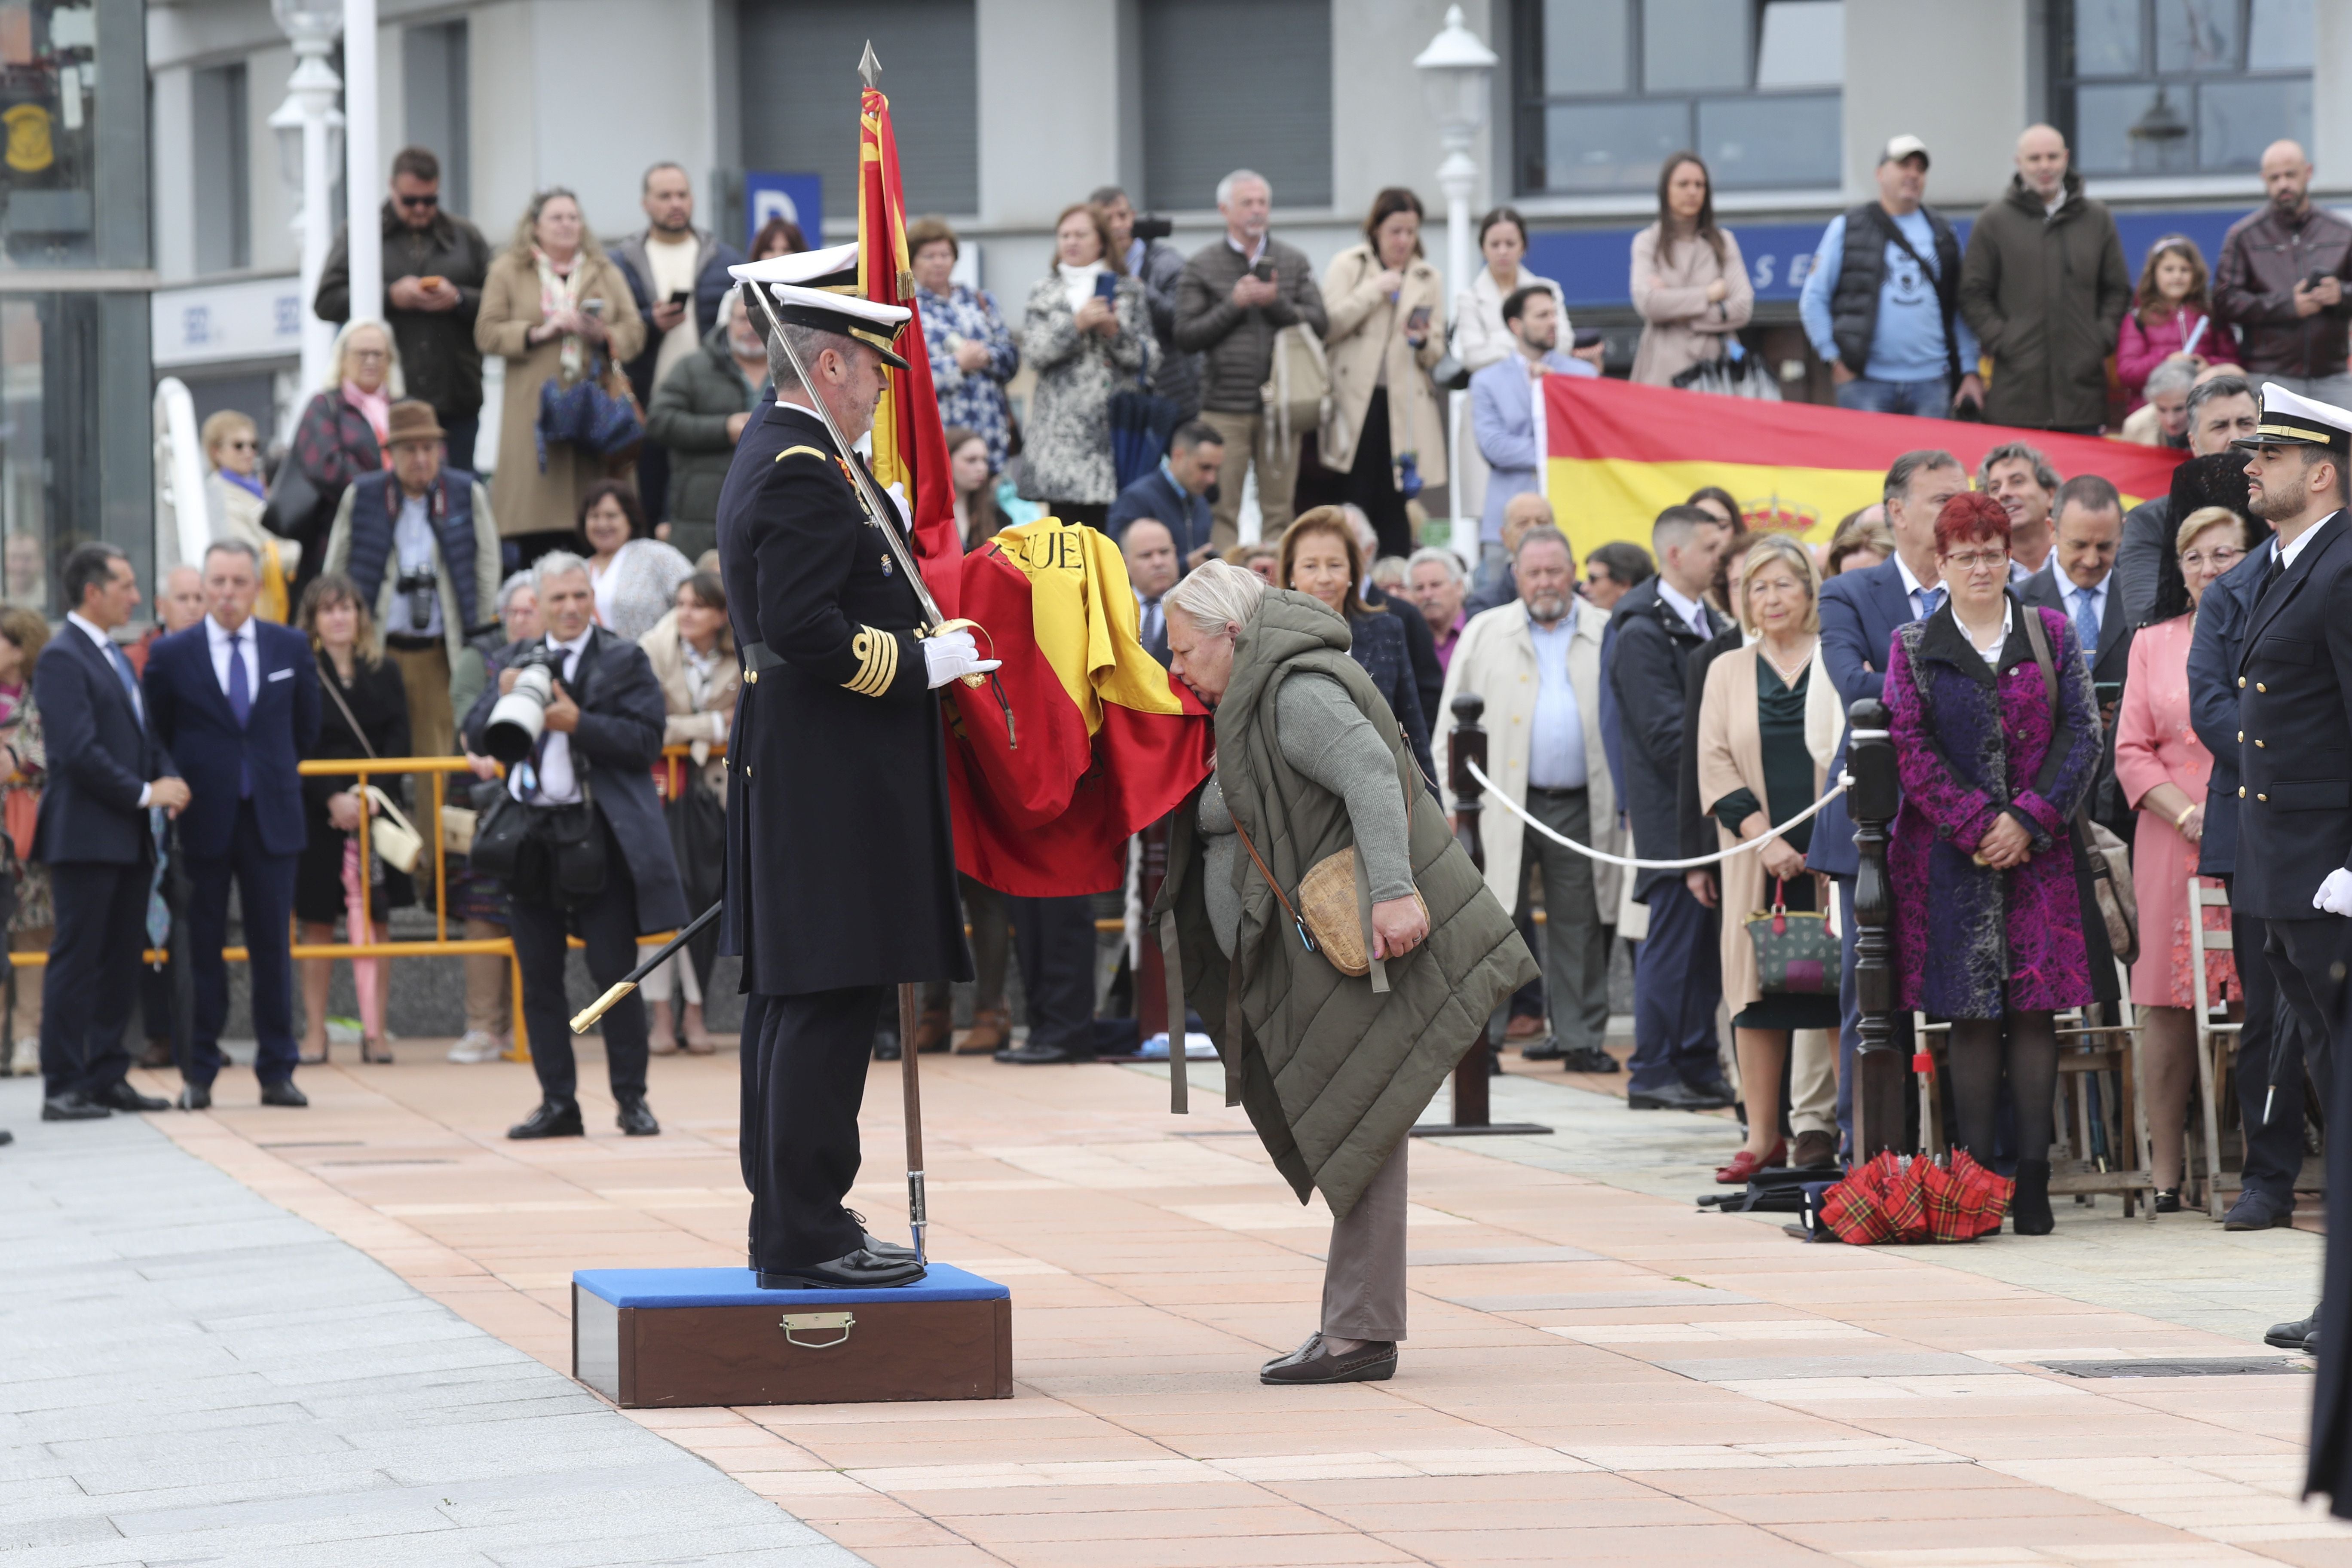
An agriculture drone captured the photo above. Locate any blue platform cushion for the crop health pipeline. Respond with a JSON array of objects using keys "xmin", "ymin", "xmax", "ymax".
[{"xmin": 573, "ymin": 1263, "xmax": 1010, "ymax": 1310}]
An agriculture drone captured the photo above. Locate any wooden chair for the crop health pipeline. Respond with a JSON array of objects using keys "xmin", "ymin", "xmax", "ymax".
[
  {"xmin": 1913, "ymin": 958, "xmax": 2156, "ymax": 1221},
  {"xmin": 2188, "ymin": 879, "xmax": 2240, "ymax": 1221}
]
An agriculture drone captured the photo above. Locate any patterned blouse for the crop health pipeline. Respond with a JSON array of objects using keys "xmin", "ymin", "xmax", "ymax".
[{"xmin": 916, "ymin": 282, "xmax": 1020, "ymax": 475}]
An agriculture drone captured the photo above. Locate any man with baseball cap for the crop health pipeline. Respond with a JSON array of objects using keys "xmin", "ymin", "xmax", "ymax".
[{"xmin": 1799, "ymin": 134, "xmax": 1982, "ymax": 420}]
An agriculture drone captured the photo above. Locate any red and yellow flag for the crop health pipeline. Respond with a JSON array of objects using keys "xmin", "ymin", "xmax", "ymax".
[
  {"xmin": 1541, "ymin": 376, "xmax": 2186, "ymax": 561},
  {"xmin": 945, "ymin": 520, "xmax": 1214, "ymax": 897},
  {"xmin": 859, "ymin": 85, "xmax": 961, "ymax": 618}
]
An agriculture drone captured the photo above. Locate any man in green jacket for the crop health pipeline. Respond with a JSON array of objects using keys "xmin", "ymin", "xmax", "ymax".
[
  {"xmin": 646, "ymin": 302, "xmax": 770, "ymax": 563},
  {"xmin": 1958, "ymin": 125, "xmax": 2131, "ymax": 434}
]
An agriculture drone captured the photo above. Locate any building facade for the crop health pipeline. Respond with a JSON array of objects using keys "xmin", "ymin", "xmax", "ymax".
[{"xmin": 104, "ymin": 0, "xmax": 2352, "ymax": 589}]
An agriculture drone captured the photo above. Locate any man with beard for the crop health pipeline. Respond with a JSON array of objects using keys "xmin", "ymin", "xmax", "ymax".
[
  {"xmin": 2227, "ymin": 385, "xmax": 2352, "ymax": 1507},
  {"xmin": 2214, "ymin": 142, "xmax": 2352, "ymax": 408}
]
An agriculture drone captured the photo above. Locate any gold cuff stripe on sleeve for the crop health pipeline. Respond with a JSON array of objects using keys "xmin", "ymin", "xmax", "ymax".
[{"xmin": 844, "ymin": 626, "xmax": 898, "ymax": 697}]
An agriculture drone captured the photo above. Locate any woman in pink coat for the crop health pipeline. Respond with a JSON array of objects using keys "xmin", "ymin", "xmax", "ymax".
[
  {"xmin": 2113, "ymin": 504, "xmax": 2249, "ymax": 1210},
  {"xmin": 2116, "ymin": 236, "xmax": 2236, "ymax": 411}
]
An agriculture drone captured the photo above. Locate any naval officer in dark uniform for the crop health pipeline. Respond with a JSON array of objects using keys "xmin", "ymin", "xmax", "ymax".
[
  {"xmin": 2230, "ymin": 383, "xmax": 2352, "ymax": 1511},
  {"xmin": 715, "ymin": 247, "xmax": 996, "ymax": 1290}
]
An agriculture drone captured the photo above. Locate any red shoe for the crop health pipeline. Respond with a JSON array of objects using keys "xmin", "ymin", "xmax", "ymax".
[{"xmin": 1715, "ymin": 1140, "xmax": 1786, "ymax": 1185}]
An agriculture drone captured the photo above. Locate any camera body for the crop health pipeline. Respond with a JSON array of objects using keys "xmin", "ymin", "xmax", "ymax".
[
  {"xmin": 1132, "ymin": 213, "xmax": 1175, "ymax": 243},
  {"xmin": 484, "ymin": 643, "xmax": 567, "ymax": 764},
  {"xmin": 395, "ymin": 565, "xmax": 438, "ymax": 630}
]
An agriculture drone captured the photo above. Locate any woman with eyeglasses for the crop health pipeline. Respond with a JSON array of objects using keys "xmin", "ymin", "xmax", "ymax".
[
  {"xmin": 2113, "ymin": 502, "xmax": 2253, "ymax": 1210},
  {"xmin": 1884, "ymin": 492, "xmax": 2111, "ymax": 1236},
  {"xmin": 274, "ymin": 321, "xmax": 403, "ymax": 602}
]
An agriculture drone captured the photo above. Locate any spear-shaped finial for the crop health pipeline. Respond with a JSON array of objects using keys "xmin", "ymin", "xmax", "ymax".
[{"xmin": 859, "ymin": 39, "xmax": 882, "ymax": 90}]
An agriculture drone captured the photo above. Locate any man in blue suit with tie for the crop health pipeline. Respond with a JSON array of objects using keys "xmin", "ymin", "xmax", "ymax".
[
  {"xmin": 144, "ymin": 540, "xmax": 322, "ymax": 1108},
  {"xmin": 33, "ymin": 545, "xmax": 190, "ymax": 1120},
  {"xmin": 1811, "ymin": 449, "xmax": 1969, "ymax": 1150}
]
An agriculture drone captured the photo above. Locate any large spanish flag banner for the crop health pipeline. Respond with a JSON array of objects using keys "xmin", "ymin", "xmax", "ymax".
[
  {"xmin": 859, "ymin": 84, "xmax": 962, "ymax": 619},
  {"xmin": 1542, "ymin": 376, "xmax": 2187, "ymax": 559}
]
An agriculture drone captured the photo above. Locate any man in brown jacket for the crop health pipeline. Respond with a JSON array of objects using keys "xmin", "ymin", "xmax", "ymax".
[
  {"xmin": 1958, "ymin": 124, "xmax": 2131, "ymax": 433},
  {"xmin": 2214, "ymin": 139, "xmax": 2352, "ymax": 407},
  {"xmin": 1173, "ymin": 170, "xmax": 1329, "ymax": 552}
]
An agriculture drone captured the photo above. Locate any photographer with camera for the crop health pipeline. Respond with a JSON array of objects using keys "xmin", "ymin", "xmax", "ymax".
[
  {"xmin": 461, "ymin": 550, "xmax": 688, "ymax": 1140},
  {"xmin": 322, "ymin": 399, "xmax": 504, "ymax": 760},
  {"xmin": 1093, "ymin": 186, "xmax": 1199, "ymax": 423}
]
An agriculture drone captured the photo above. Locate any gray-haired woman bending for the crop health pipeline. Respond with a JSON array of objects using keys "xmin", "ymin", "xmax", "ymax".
[{"xmin": 1150, "ymin": 562, "xmax": 1534, "ymax": 1385}]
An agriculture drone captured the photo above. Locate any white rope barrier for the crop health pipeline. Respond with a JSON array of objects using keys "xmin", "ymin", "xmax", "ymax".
[{"xmin": 1463, "ymin": 759, "xmax": 1853, "ymax": 872}]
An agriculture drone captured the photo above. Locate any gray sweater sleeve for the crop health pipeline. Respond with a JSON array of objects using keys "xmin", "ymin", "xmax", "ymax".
[{"xmin": 1275, "ymin": 674, "xmax": 1416, "ymax": 902}]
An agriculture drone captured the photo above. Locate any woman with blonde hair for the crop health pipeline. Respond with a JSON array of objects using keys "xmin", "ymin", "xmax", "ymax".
[
  {"xmin": 275, "ymin": 321, "xmax": 403, "ymax": 600},
  {"xmin": 1694, "ymin": 533, "xmax": 1845, "ymax": 1181},
  {"xmin": 1280, "ymin": 508, "xmax": 1433, "ymax": 781},
  {"xmin": 476, "ymin": 187, "xmax": 646, "ymax": 560},
  {"xmin": 293, "ymin": 573, "xmax": 412, "ymax": 1066}
]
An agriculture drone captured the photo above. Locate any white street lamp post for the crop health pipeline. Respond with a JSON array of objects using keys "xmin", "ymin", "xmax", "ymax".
[
  {"xmin": 270, "ymin": 0, "xmax": 343, "ymax": 391},
  {"xmin": 343, "ymin": 0, "xmax": 381, "ymax": 355},
  {"xmin": 1415, "ymin": 5, "xmax": 1498, "ymax": 551}
]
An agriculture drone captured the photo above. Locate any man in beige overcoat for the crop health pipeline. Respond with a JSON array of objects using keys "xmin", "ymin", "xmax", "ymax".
[{"xmin": 1435, "ymin": 525, "xmax": 1621, "ymax": 1072}]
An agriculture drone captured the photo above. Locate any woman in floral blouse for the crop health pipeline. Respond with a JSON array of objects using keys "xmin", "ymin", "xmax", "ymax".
[{"xmin": 909, "ymin": 217, "xmax": 1020, "ymax": 476}]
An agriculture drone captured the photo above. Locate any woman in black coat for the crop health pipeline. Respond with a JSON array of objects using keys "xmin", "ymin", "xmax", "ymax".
[
  {"xmin": 294, "ymin": 573, "xmax": 413, "ymax": 1065},
  {"xmin": 1280, "ymin": 508, "xmax": 1435, "ymax": 782}
]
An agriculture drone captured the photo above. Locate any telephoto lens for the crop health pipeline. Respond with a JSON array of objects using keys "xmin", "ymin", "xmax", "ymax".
[{"xmin": 484, "ymin": 650, "xmax": 562, "ymax": 763}]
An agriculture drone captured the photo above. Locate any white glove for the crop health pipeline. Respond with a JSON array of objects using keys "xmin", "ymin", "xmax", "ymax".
[
  {"xmin": 922, "ymin": 628, "xmax": 1001, "ymax": 689},
  {"xmin": 2316, "ymin": 867, "xmax": 2352, "ymax": 918}
]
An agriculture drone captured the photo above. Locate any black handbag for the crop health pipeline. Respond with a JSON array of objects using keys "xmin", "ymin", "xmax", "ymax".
[
  {"xmin": 542, "ymin": 784, "xmax": 609, "ymax": 905},
  {"xmin": 466, "ymin": 780, "xmax": 531, "ymax": 879}
]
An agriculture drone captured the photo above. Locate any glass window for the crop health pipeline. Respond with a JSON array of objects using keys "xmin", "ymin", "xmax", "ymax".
[
  {"xmin": 192, "ymin": 64, "xmax": 250, "ymax": 276},
  {"xmin": 1645, "ymin": 0, "xmax": 1747, "ymax": 92},
  {"xmin": 1, "ymin": 293, "xmax": 153, "ymax": 616},
  {"xmin": 1140, "ymin": 0, "xmax": 1332, "ymax": 210},
  {"xmin": 1699, "ymin": 92, "xmax": 1842, "ymax": 189},
  {"xmin": 1515, "ymin": 0, "xmax": 1842, "ymax": 194},
  {"xmin": 1545, "ymin": 0, "xmax": 1629, "ymax": 95},
  {"xmin": 2054, "ymin": 0, "xmax": 2309, "ymax": 176}
]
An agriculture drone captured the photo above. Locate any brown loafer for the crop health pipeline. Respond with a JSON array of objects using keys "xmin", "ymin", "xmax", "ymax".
[
  {"xmin": 1259, "ymin": 1337, "xmax": 1397, "ymax": 1385},
  {"xmin": 1790, "ymin": 1130, "xmax": 1839, "ymax": 1169},
  {"xmin": 954, "ymin": 1006, "xmax": 1011, "ymax": 1054},
  {"xmin": 912, "ymin": 1008, "xmax": 953, "ymax": 1054}
]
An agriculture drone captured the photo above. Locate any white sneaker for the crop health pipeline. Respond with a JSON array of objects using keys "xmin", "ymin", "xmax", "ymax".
[
  {"xmin": 447, "ymin": 1031, "xmax": 506, "ymax": 1064},
  {"xmin": 8, "ymin": 1037, "xmax": 34, "ymax": 1077}
]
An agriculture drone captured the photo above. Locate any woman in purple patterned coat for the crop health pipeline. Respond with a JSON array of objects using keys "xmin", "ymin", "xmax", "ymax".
[{"xmin": 1884, "ymin": 492, "xmax": 2115, "ymax": 1236}]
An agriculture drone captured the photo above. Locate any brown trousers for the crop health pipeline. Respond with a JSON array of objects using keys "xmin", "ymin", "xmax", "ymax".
[
  {"xmin": 386, "ymin": 641, "xmax": 456, "ymax": 762},
  {"xmin": 1199, "ymin": 407, "xmax": 1299, "ymax": 556},
  {"xmin": 1321, "ymin": 1139, "xmax": 1408, "ymax": 1341}
]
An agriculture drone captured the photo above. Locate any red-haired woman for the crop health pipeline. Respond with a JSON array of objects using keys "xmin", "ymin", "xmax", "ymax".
[{"xmin": 1883, "ymin": 492, "xmax": 2112, "ymax": 1235}]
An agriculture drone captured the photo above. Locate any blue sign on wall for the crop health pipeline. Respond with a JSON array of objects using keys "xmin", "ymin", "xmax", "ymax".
[
  {"xmin": 745, "ymin": 172, "xmax": 824, "ymax": 252},
  {"xmin": 1528, "ymin": 205, "xmax": 2248, "ymax": 315}
]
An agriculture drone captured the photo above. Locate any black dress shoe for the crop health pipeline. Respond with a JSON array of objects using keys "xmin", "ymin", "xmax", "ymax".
[
  {"xmin": 89, "ymin": 1081, "xmax": 170, "ymax": 1113},
  {"xmin": 2010, "ymin": 1158, "xmax": 2055, "ymax": 1235},
  {"xmin": 259, "ymin": 1080, "xmax": 309, "ymax": 1108},
  {"xmin": 1561, "ymin": 1044, "xmax": 1621, "ymax": 1074},
  {"xmin": 993, "ymin": 1042, "xmax": 1097, "ymax": 1065},
  {"xmin": 2226, "ymin": 1190, "xmax": 2294, "ymax": 1231},
  {"xmin": 1260, "ymin": 1337, "xmax": 1398, "ymax": 1384},
  {"xmin": 615, "ymin": 1094, "xmax": 660, "ymax": 1136},
  {"xmin": 0, "ymin": 1127, "xmax": 11, "ymax": 1146},
  {"xmin": 1628, "ymin": 1081, "xmax": 1731, "ymax": 1111},
  {"xmin": 2153, "ymin": 1187, "xmax": 2182, "ymax": 1213},
  {"xmin": 757, "ymin": 1248, "xmax": 927, "ymax": 1289},
  {"xmin": 1687, "ymin": 1076, "xmax": 1737, "ymax": 1103},
  {"xmin": 1519, "ymin": 1037, "xmax": 1566, "ymax": 1061},
  {"xmin": 178, "ymin": 1083, "xmax": 212, "ymax": 1111},
  {"xmin": 845, "ymin": 1210, "xmax": 916, "ymax": 1259},
  {"xmin": 507, "ymin": 1099, "xmax": 584, "ymax": 1139},
  {"xmin": 41, "ymin": 1094, "xmax": 109, "ymax": 1121},
  {"xmin": 2266, "ymin": 1311, "xmax": 2319, "ymax": 1351}
]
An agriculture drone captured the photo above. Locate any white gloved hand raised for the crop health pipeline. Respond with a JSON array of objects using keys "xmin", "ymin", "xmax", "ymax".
[
  {"xmin": 921, "ymin": 628, "xmax": 1001, "ymax": 689},
  {"xmin": 2315, "ymin": 867, "xmax": 2352, "ymax": 917}
]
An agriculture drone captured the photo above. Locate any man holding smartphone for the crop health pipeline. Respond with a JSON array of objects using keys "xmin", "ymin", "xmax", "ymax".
[
  {"xmin": 612, "ymin": 163, "xmax": 747, "ymax": 526},
  {"xmin": 2214, "ymin": 141, "xmax": 2352, "ymax": 409},
  {"xmin": 1173, "ymin": 169, "xmax": 1328, "ymax": 554}
]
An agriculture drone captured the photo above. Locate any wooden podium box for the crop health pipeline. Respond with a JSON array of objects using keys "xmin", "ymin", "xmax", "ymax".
[{"xmin": 573, "ymin": 1265, "xmax": 1012, "ymax": 1409}]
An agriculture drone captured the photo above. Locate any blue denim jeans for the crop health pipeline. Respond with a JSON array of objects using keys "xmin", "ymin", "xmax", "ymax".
[{"xmin": 1834, "ymin": 376, "xmax": 1951, "ymax": 418}]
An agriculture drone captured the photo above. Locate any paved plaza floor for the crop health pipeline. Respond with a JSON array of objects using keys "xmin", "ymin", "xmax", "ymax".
[{"xmin": 7, "ymin": 1040, "xmax": 2352, "ymax": 1567}]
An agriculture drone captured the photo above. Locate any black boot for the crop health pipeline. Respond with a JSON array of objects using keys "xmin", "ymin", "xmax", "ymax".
[{"xmin": 2011, "ymin": 1158, "xmax": 2054, "ymax": 1235}]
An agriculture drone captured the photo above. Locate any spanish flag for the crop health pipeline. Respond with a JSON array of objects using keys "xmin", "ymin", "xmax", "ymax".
[
  {"xmin": 945, "ymin": 518, "xmax": 1215, "ymax": 897},
  {"xmin": 1540, "ymin": 375, "xmax": 2187, "ymax": 561},
  {"xmin": 859, "ymin": 83, "xmax": 961, "ymax": 619}
]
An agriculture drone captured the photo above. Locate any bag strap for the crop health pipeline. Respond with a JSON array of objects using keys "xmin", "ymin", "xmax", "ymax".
[
  {"xmin": 2016, "ymin": 600, "xmax": 2097, "ymax": 848},
  {"xmin": 1228, "ymin": 815, "xmax": 1318, "ymax": 956},
  {"xmin": 317, "ymin": 652, "xmax": 379, "ymax": 761}
]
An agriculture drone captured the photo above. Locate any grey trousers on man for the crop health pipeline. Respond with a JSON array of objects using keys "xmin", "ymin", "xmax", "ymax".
[
  {"xmin": 1321, "ymin": 1141, "xmax": 1408, "ymax": 1341},
  {"xmin": 1516, "ymin": 785, "xmax": 1610, "ymax": 1053}
]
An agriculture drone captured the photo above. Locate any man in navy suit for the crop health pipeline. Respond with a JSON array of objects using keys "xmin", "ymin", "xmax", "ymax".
[
  {"xmin": 1106, "ymin": 420, "xmax": 1221, "ymax": 568},
  {"xmin": 144, "ymin": 539, "xmax": 322, "ymax": 1108},
  {"xmin": 2018, "ymin": 474, "xmax": 2135, "ymax": 843},
  {"xmin": 1811, "ymin": 450, "xmax": 1969, "ymax": 1150},
  {"xmin": 33, "ymin": 545, "xmax": 190, "ymax": 1120}
]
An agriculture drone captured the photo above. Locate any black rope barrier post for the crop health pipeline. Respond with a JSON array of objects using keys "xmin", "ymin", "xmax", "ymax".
[
  {"xmin": 1415, "ymin": 692, "xmax": 1551, "ymax": 1139},
  {"xmin": 1848, "ymin": 698, "xmax": 1905, "ymax": 1160}
]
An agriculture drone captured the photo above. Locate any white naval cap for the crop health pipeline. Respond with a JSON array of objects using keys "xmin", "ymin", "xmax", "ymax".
[
  {"xmin": 2238, "ymin": 380, "xmax": 2352, "ymax": 452},
  {"xmin": 729, "ymin": 244, "xmax": 912, "ymax": 368}
]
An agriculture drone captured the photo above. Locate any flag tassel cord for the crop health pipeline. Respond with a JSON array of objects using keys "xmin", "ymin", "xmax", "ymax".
[{"xmin": 1464, "ymin": 759, "xmax": 1851, "ymax": 872}]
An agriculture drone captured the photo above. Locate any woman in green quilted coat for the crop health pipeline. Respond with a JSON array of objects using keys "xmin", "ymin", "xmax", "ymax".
[{"xmin": 1152, "ymin": 562, "xmax": 1536, "ymax": 1386}]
